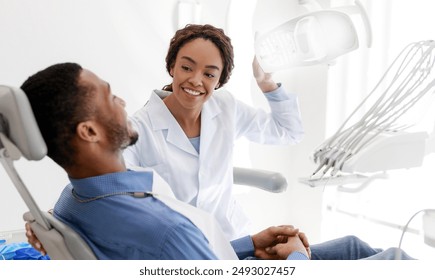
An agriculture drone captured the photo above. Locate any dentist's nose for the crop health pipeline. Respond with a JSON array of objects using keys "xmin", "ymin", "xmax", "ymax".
[{"xmin": 188, "ymin": 71, "xmax": 203, "ymax": 87}]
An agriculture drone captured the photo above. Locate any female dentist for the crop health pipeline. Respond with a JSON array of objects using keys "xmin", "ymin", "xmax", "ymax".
[{"xmin": 123, "ymin": 24, "xmax": 304, "ymax": 240}]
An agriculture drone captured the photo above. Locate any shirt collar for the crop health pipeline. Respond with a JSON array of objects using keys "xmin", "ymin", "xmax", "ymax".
[{"xmin": 69, "ymin": 170, "xmax": 153, "ymax": 198}]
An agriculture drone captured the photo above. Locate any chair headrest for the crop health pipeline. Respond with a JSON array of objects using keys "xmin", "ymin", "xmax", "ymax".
[{"xmin": 0, "ymin": 85, "xmax": 47, "ymax": 160}]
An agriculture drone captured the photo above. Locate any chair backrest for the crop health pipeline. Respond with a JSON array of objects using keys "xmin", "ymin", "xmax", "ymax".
[
  {"xmin": 0, "ymin": 85, "xmax": 97, "ymax": 260},
  {"xmin": 0, "ymin": 85, "xmax": 46, "ymax": 160}
]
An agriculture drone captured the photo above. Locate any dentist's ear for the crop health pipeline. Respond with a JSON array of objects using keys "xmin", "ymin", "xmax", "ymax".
[{"xmin": 76, "ymin": 121, "xmax": 99, "ymax": 143}]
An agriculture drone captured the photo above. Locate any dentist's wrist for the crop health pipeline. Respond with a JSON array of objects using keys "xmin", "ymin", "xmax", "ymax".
[{"xmin": 257, "ymin": 80, "xmax": 278, "ymax": 93}]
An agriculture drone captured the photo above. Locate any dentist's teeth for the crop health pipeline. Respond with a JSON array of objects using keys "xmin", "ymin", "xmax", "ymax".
[{"xmin": 184, "ymin": 88, "xmax": 202, "ymax": 96}]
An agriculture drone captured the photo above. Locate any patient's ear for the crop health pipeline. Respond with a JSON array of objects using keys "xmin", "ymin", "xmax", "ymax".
[{"xmin": 76, "ymin": 121, "xmax": 99, "ymax": 143}]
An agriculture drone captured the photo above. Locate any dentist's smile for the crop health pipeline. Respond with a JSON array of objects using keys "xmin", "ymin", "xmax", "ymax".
[{"xmin": 183, "ymin": 87, "xmax": 205, "ymax": 96}]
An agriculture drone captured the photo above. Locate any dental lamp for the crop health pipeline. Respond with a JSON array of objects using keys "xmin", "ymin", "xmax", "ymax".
[{"xmin": 254, "ymin": 0, "xmax": 372, "ymax": 72}]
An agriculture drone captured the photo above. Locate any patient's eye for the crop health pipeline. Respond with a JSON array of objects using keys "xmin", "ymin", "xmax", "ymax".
[{"xmin": 181, "ymin": 65, "xmax": 191, "ymax": 71}]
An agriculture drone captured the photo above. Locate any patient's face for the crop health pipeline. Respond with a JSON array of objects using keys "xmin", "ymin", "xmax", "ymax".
[{"xmin": 79, "ymin": 69, "xmax": 138, "ymax": 150}]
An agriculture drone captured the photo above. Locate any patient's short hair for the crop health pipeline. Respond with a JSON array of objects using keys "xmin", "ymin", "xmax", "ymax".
[{"xmin": 21, "ymin": 63, "xmax": 93, "ymax": 168}]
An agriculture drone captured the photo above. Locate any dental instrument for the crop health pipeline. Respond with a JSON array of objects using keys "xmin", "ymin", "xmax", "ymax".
[{"xmin": 306, "ymin": 40, "xmax": 435, "ymax": 185}]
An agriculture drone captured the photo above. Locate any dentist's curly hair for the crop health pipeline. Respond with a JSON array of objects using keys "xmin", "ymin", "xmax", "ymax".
[
  {"xmin": 164, "ymin": 24, "xmax": 234, "ymax": 91},
  {"xmin": 21, "ymin": 63, "xmax": 93, "ymax": 168}
]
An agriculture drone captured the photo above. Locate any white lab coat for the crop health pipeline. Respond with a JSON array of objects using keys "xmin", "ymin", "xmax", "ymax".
[{"xmin": 123, "ymin": 87, "xmax": 303, "ymax": 240}]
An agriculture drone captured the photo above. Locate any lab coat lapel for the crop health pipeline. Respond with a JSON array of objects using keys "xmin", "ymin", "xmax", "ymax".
[
  {"xmin": 200, "ymin": 97, "xmax": 221, "ymax": 158},
  {"xmin": 147, "ymin": 91, "xmax": 198, "ymax": 157},
  {"xmin": 166, "ymin": 120, "xmax": 198, "ymax": 156}
]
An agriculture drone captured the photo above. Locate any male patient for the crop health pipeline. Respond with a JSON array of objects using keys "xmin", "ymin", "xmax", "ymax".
[
  {"xmin": 21, "ymin": 62, "xmax": 309, "ymax": 260},
  {"xmin": 22, "ymin": 63, "xmax": 413, "ymax": 260}
]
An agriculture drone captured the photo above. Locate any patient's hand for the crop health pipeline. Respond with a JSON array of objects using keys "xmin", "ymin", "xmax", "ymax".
[
  {"xmin": 25, "ymin": 222, "xmax": 47, "ymax": 256},
  {"xmin": 267, "ymin": 233, "xmax": 311, "ymax": 259},
  {"xmin": 252, "ymin": 225, "xmax": 302, "ymax": 260}
]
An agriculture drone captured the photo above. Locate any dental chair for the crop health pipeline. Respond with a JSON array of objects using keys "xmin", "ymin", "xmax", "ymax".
[{"xmin": 0, "ymin": 85, "xmax": 287, "ymax": 260}]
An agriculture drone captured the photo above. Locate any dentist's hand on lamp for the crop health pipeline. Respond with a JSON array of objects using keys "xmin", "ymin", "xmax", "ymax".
[{"xmin": 253, "ymin": 56, "xmax": 279, "ymax": 93}]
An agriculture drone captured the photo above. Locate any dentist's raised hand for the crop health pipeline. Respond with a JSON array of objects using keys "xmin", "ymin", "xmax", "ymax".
[{"xmin": 252, "ymin": 56, "xmax": 278, "ymax": 93}]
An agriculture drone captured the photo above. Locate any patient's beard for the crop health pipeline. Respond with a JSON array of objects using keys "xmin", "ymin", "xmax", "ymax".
[
  {"xmin": 104, "ymin": 119, "xmax": 138, "ymax": 151},
  {"xmin": 126, "ymin": 128, "xmax": 139, "ymax": 147}
]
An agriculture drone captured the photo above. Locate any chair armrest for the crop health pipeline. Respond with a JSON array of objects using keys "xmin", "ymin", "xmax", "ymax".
[{"xmin": 233, "ymin": 167, "xmax": 287, "ymax": 193}]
